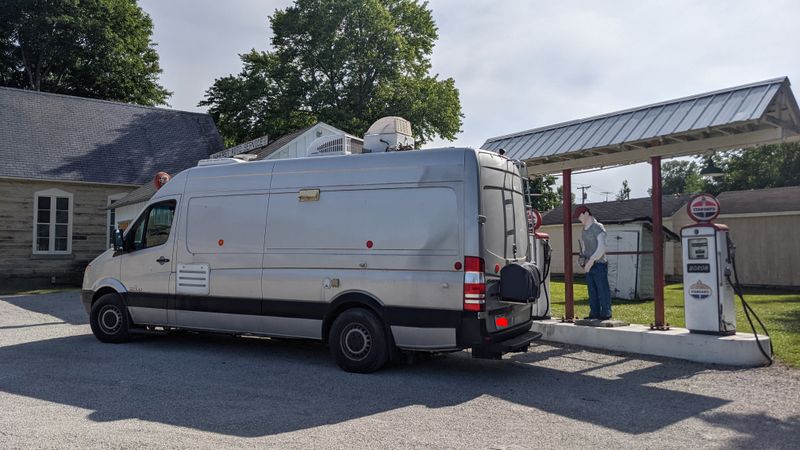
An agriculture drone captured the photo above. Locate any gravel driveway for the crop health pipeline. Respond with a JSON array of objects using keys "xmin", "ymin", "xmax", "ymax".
[{"xmin": 1, "ymin": 291, "xmax": 798, "ymax": 449}]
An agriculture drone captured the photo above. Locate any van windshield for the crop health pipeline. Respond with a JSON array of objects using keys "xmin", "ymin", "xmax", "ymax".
[{"xmin": 479, "ymin": 156, "xmax": 529, "ymax": 265}]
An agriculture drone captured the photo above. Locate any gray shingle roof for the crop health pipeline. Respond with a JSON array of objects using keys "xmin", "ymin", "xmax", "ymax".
[
  {"xmin": 0, "ymin": 87, "xmax": 224, "ymax": 185},
  {"xmin": 541, "ymin": 194, "xmax": 692, "ymax": 226},
  {"xmin": 109, "ymin": 182, "xmax": 157, "ymax": 209}
]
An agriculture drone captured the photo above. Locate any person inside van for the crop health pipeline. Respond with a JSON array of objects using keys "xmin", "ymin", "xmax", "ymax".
[{"xmin": 574, "ymin": 205, "xmax": 612, "ymax": 320}]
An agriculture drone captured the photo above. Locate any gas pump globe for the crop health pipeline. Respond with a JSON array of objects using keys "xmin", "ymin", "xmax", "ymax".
[{"xmin": 681, "ymin": 194, "xmax": 736, "ymax": 335}]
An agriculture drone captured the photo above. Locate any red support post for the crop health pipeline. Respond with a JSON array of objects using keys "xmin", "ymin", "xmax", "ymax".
[
  {"xmin": 650, "ymin": 156, "xmax": 667, "ymax": 329},
  {"xmin": 562, "ymin": 169, "xmax": 574, "ymax": 322}
]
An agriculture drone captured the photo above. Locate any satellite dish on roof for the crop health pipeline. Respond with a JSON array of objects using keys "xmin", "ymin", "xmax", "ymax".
[{"xmin": 154, "ymin": 171, "xmax": 171, "ymax": 190}]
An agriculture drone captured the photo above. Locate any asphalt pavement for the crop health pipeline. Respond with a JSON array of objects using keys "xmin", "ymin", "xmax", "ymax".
[{"xmin": 1, "ymin": 291, "xmax": 798, "ymax": 449}]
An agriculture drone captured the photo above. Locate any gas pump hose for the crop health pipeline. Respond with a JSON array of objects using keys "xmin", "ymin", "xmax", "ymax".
[
  {"xmin": 540, "ymin": 241, "xmax": 552, "ymax": 318},
  {"xmin": 726, "ymin": 236, "xmax": 773, "ymax": 365}
]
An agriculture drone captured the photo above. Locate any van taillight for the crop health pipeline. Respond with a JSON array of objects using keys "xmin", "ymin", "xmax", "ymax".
[{"xmin": 463, "ymin": 256, "xmax": 485, "ymax": 312}]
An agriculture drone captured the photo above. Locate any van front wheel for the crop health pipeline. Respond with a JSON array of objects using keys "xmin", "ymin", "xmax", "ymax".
[
  {"xmin": 90, "ymin": 293, "xmax": 131, "ymax": 343},
  {"xmin": 329, "ymin": 308, "xmax": 388, "ymax": 373}
]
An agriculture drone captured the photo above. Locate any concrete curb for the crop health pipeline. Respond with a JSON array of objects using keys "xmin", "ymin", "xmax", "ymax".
[{"xmin": 531, "ymin": 319, "xmax": 772, "ymax": 367}]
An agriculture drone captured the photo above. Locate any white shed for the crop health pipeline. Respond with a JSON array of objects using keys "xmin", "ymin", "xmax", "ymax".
[
  {"xmin": 604, "ymin": 221, "xmax": 679, "ymax": 300},
  {"xmin": 605, "ymin": 223, "xmax": 653, "ymax": 300}
]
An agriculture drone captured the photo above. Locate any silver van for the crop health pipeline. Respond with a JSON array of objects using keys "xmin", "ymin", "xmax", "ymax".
[{"xmin": 81, "ymin": 147, "xmax": 541, "ymax": 372}]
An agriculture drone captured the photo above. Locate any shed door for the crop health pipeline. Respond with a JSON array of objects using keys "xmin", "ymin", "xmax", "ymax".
[{"xmin": 606, "ymin": 230, "xmax": 639, "ymax": 300}]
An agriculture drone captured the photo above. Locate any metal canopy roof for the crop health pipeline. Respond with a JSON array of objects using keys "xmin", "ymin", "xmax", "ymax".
[{"xmin": 483, "ymin": 77, "xmax": 800, "ymax": 174}]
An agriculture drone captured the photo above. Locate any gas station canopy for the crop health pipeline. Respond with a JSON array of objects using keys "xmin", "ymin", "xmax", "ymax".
[{"xmin": 483, "ymin": 77, "xmax": 800, "ymax": 174}]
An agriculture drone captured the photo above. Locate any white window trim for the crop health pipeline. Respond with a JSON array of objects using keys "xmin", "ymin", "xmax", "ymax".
[
  {"xmin": 107, "ymin": 193, "xmax": 127, "ymax": 249},
  {"xmin": 32, "ymin": 188, "xmax": 74, "ymax": 255}
]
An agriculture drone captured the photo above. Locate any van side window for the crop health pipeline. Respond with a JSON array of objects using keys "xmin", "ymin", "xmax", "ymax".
[{"xmin": 127, "ymin": 200, "xmax": 177, "ymax": 251}]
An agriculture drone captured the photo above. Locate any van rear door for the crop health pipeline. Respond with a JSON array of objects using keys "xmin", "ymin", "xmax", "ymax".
[{"xmin": 478, "ymin": 153, "xmax": 532, "ymax": 333}]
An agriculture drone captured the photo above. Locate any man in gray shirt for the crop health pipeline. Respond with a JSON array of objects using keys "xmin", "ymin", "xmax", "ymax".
[{"xmin": 574, "ymin": 205, "xmax": 612, "ymax": 320}]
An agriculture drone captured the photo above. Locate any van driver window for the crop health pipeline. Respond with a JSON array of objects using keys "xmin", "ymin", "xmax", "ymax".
[{"xmin": 128, "ymin": 200, "xmax": 176, "ymax": 251}]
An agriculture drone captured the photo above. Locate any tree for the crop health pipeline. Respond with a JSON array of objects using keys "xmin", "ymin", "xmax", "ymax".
[
  {"xmin": 716, "ymin": 142, "xmax": 800, "ymax": 192},
  {"xmin": 616, "ymin": 179, "xmax": 631, "ymax": 201},
  {"xmin": 200, "ymin": 0, "xmax": 463, "ymax": 147},
  {"xmin": 660, "ymin": 160, "xmax": 705, "ymax": 195},
  {"xmin": 525, "ymin": 175, "xmax": 559, "ymax": 211},
  {"xmin": 556, "ymin": 185, "xmax": 575, "ymax": 207},
  {"xmin": 0, "ymin": 0, "xmax": 170, "ymax": 106}
]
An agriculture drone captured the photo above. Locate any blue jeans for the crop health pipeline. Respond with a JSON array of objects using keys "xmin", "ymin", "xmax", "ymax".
[{"xmin": 586, "ymin": 261, "xmax": 612, "ymax": 319}]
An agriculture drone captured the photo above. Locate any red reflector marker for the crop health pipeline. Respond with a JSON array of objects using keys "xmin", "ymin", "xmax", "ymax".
[
  {"xmin": 454, "ymin": 261, "xmax": 462, "ymax": 270},
  {"xmin": 495, "ymin": 316, "xmax": 509, "ymax": 328},
  {"xmin": 366, "ymin": 240, "xmax": 373, "ymax": 248},
  {"xmin": 218, "ymin": 239, "xmax": 224, "ymax": 246},
  {"xmin": 495, "ymin": 263, "xmax": 501, "ymax": 274}
]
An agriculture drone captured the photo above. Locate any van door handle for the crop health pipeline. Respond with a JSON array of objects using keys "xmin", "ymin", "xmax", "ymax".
[{"xmin": 156, "ymin": 257, "xmax": 170, "ymax": 265}]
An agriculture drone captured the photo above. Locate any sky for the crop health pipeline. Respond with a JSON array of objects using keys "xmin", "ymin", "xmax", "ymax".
[{"xmin": 139, "ymin": 0, "xmax": 800, "ymax": 201}]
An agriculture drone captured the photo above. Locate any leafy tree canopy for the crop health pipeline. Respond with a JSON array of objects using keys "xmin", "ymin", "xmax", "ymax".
[
  {"xmin": 659, "ymin": 160, "xmax": 706, "ymax": 195},
  {"xmin": 525, "ymin": 175, "xmax": 559, "ymax": 211},
  {"xmin": 652, "ymin": 142, "xmax": 800, "ymax": 196},
  {"xmin": 0, "ymin": 0, "xmax": 170, "ymax": 106},
  {"xmin": 716, "ymin": 142, "xmax": 800, "ymax": 193},
  {"xmin": 200, "ymin": 0, "xmax": 463, "ymax": 147}
]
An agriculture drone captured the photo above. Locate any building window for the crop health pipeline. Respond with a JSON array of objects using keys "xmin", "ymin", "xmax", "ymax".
[
  {"xmin": 33, "ymin": 189, "xmax": 73, "ymax": 255},
  {"xmin": 107, "ymin": 193, "xmax": 127, "ymax": 248}
]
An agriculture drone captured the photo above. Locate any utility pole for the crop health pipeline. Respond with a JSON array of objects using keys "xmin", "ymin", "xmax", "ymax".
[
  {"xmin": 601, "ymin": 191, "xmax": 613, "ymax": 202},
  {"xmin": 577, "ymin": 185, "xmax": 591, "ymax": 204}
]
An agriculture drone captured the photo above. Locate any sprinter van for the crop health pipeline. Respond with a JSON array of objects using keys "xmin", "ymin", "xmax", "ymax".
[{"xmin": 82, "ymin": 147, "xmax": 542, "ymax": 372}]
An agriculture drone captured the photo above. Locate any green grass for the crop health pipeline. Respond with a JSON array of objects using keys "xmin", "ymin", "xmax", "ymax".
[{"xmin": 547, "ymin": 280, "xmax": 800, "ymax": 368}]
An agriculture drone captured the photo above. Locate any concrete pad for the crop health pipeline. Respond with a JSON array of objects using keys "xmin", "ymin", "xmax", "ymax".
[
  {"xmin": 574, "ymin": 318, "xmax": 630, "ymax": 328},
  {"xmin": 531, "ymin": 319, "xmax": 772, "ymax": 367}
]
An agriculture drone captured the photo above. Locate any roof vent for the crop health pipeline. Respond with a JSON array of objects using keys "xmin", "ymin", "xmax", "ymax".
[
  {"xmin": 308, "ymin": 135, "xmax": 353, "ymax": 157},
  {"xmin": 363, "ymin": 116, "xmax": 414, "ymax": 153}
]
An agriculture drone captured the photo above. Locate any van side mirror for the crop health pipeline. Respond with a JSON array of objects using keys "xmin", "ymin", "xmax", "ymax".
[{"xmin": 113, "ymin": 229, "xmax": 126, "ymax": 252}]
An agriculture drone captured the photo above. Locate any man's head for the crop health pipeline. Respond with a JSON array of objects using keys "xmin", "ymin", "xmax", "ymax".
[{"xmin": 573, "ymin": 205, "xmax": 592, "ymax": 224}]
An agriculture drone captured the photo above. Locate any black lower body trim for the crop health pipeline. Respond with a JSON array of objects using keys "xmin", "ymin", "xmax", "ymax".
[{"xmin": 122, "ymin": 293, "xmax": 462, "ymax": 328}]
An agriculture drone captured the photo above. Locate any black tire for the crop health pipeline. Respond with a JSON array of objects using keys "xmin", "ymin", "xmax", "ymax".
[
  {"xmin": 329, "ymin": 308, "xmax": 389, "ymax": 373},
  {"xmin": 89, "ymin": 293, "xmax": 132, "ymax": 343}
]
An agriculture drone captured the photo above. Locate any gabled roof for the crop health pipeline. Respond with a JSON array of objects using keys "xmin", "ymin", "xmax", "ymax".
[
  {"xmin": 541, "ymin": 194, "xmax": 692, "ymax": 226},
  {"xmin": 484, "ymin": 77, "xmax": 800, "ymax": 174},
  {"xmin": 0, "ymin": 87, "xmax": 224, "ymax": 185},
  {"xmin": 110, "ymin": 182, "xmax": 157, "ymax": 209},
  {"xmin": 717, "ymin": 185, "xmax": 800, "ymax": 214},
  {"xmin": 253, "ymin": 126, "xmax": 314, "ymax": 159}
]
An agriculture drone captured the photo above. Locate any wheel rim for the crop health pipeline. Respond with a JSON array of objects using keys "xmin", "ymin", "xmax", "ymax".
[
  {"xmin": 98, "ymin": 305, "xmax": 123, "ymax": 335},
  {"xmin": 341, "ymin": 323, "xmax": 372, "ymax": 361}
]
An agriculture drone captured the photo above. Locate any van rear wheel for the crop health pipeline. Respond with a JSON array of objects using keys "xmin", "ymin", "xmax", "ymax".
[
  {"xmin": 329, "ymin": 308, "xmax": 389, "ymax": 373},
  {"xmin": 90, "ymin": 293, "xmax": 131, "ymax": 343}
]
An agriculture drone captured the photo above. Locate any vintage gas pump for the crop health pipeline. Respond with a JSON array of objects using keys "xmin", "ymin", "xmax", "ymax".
[
  {"xmin": 527, "ymin": 208, "xmax": 552, "ymax": 320},
  {"xmin": 681, "ymin": 194, "xmax": 736, "ymax": 335}
]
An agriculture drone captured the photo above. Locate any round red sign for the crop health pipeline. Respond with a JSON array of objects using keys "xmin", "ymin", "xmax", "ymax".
[
  {"xmin": 527, "ymin": 208, "xmax": 543, "ymax": 233},
  {"xmin": 687, "ymin": 193, "xmax": 720, "ymax": 223}
]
